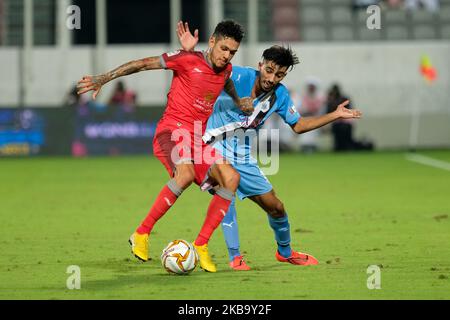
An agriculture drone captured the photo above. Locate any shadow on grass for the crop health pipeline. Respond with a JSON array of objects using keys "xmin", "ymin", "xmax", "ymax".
[{"xmin": 69, "ymin": 258, "xmax": 292, "ymax": 293}]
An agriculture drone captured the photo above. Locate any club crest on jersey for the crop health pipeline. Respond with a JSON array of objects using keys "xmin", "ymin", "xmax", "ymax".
[
  {"xmin": 259, "ymin": 100, "xmax": 271, "ymax": 113},
  {"xmin": 204, "ymin": 91, "xmax": 215, "ymax": 103}
]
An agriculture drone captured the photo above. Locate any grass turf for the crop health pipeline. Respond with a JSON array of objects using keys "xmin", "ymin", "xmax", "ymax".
[{"xmin": 0, "ymin": 151, "xmax": 449, "ymax": 299}]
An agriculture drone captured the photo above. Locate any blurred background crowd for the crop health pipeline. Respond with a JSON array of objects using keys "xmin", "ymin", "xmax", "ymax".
[{"xmin": 0, "ymin": 0, "xmax": 448, "ymax": 156}]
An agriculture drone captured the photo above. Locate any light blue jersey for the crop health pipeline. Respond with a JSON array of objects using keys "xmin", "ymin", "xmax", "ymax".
[
  {"xmin": 205, "ymin": 66, "xmax": 301, "ymax": 199},
  {"xmin": 204, "ymin": 66, "xmax": 300, "ymax": 166}
]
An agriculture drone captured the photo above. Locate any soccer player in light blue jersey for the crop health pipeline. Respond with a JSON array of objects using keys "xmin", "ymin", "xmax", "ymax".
[{"xmin": 177, "ymin": 22, "xmax": 362, "ymax": 271}]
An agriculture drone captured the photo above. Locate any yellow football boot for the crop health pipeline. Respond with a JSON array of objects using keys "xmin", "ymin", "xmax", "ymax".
[
  {"xmin": 193, "ymin": 243, "xmax": 217, "ymax": 273},
  {"xmin": 129, "ymin": 232, "xmax": 149, "ymax": 262}
]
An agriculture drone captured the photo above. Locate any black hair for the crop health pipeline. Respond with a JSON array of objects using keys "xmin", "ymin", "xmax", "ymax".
[
  {"xmin": 262, "ymin": 45, "xmax": 299, "ymax": 71},
  {"xmin": 213, "ymin": 20, "xmax": 245, "ymax": 43}
]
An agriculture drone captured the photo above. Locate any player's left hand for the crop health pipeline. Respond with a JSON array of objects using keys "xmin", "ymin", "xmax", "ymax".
[
  {"xmin": 238, "ymin": 97, "xmax": 254, "ymax": 115},
  {"xmin": 77, "ymin": 75, "xmax": 104, "ymax": 100},
  {"xmin": 177, "ymin": 21, "xmax": 198, "ymax": 52},
  {"xmin": 335, "ymin": 100, "xmax": 362, "ymax": 119}
]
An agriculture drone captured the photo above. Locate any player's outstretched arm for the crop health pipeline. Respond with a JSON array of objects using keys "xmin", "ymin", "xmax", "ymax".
[
  {"xmin": 77, "ymin": 56, "xmax": 163, "ymax": 99},
  {"xmin": 224, "ymin": 79, "xmax": 254, "ymax": 115},
  {"xmin": 177, "ymin": 20, "xmax": 198, "ymax": 52},
  {"xmin": 291, "ymin": 100, "xmax": 362, "ymax": 134}
]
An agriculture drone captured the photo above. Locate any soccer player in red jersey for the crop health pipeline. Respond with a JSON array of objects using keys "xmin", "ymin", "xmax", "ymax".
[{"xmin": 77, "ymin": 20, "xmax": 253, "ymax": 272}]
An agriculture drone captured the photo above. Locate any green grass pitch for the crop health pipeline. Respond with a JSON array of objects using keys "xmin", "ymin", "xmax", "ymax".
[{"xmin": 0, "ymin": 151, "xmax": 449, "ymax": 300}]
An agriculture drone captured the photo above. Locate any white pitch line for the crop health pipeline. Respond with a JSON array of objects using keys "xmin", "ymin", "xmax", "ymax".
[{"xmin": 405, "ymin": 153, "xmax": 450, "ymax": 172}]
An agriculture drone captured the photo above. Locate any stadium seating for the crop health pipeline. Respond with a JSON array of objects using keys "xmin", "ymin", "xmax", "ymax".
[
  {"xmin": 303, "ymin": 25, "xmax": 328, "ymax": 41},
  {"xmin": 226, "ymin": 0, "xmax": 448, "ymax": 42},
  {"xmin": 3, "ymin": 0, "xmax": 54, "ymax": 45},
  {"xmin": 385, "ymin": 25, "xmax": 409, "ymax": 40},
  {"xmin": 4, "ymin": 0, "xmax": 448, "ymax": 45},
  {"xmin": 293, "ymin": 0, "xmax": 449, "ymax": 41}
]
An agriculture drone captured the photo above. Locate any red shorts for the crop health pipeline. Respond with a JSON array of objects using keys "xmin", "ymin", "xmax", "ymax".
[{"xmin": 152, "ymin": 119, "xmax": 224, "ymax": 186}]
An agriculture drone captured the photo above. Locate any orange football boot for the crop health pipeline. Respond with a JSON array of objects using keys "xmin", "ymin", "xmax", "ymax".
[
  {"xmin": 276, "ymin": 250, "xmax": 319, "ymax": 266},
  {"xmin": 229, "ymin": 255, "xmax": 251, "ymax": 271}
]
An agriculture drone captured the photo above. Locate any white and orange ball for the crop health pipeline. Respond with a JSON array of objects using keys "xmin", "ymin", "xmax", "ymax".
[{"xmin": 161, "ymin": 240, "xmax": 199, "ymax": 275}]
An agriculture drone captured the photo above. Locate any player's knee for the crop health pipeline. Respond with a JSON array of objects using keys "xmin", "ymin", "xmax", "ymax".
[
  {"xmin": 223, "ymin": 169, "xmax": 240, "ymax": 192},
  {"xmin": 176, "ymin": 177, "xmax": 194, "ymax": 189},
  {"xmin": 175, "ymin": 168, "xmax": 195, "ymax": 189},
  {"xmin": 268, "ymin": 201, "xmax": 286, "ymax": 218}
]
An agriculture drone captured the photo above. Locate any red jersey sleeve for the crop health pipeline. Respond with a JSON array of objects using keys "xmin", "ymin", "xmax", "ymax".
[{"xmin": 160, "ymin": 50, "xmax": 193, "ymax": 72}]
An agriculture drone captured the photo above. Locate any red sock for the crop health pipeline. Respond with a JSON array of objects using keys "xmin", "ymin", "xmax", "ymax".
[
  {"xmin": 195, "ymin": 194, "xmax": 232, "ymax": 246},
  {"xmin": 136, "ymin": 185, "xmax": 179, "ymax": 235}
]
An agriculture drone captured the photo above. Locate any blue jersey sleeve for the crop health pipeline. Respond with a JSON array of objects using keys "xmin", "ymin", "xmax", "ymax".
[
  {"xmin": 276, "ymin": 87, "xmax": 301, "ymax": 126},
  {"xmin": 230, "ymin": 66, "xmax": 255, "ymax": 98}
]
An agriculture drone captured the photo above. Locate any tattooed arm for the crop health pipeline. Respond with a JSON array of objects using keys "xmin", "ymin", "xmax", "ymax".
[{"xmin": 77, "ymin": 56, "xmax": 162, "ymax": 99}]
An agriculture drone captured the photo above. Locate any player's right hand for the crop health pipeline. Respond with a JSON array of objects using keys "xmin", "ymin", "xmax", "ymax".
[
  {"xmin": 335, "ymin": 100, "xmax": 362, "ymax": 119},
  {"xmin": 77, "ymin": 75, "xmax": 103, "ymax": 100},
  {"xmin": 177, "ymin": 21, "xmax": 198, "ymax": 52},
  {"xmin": 238, "ymin": 97, "xmax": 254, "ymax": 115}
]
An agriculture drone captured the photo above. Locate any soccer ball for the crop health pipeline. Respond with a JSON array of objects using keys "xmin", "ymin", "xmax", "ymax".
[{"xmin": 161, "ymin": 239, "xmax": 199, "ymax": 275}]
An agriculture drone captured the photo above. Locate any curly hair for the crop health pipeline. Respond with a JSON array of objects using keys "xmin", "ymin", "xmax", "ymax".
[
  {"xmin": 213, "ymin": 20, "xmax": 245, "ymax": 43},
  {"xmin": 262, "ymin": 45, "xmax": 299, "ymax": 71}
]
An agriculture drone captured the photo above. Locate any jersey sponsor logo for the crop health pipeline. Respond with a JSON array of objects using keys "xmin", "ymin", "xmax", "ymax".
[
  {"xmin": 194, "ymin": 98, "xmax": 214, "ymax": 113},
  {"xmin": 192, "ymin": 91, "xmax": 216, "ymax": 113},
  {"xmin": 193, "ymin": 67, "xmax": 203, "ymax": 73}
]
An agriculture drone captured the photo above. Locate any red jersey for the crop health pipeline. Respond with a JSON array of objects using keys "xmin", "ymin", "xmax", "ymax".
[{"xmin": 160, "ymin": 50, "xmax": 232, "ymax": 130}]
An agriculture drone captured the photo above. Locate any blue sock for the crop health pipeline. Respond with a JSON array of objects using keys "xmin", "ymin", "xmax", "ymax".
[
  {"xmin": 267, "ymin": 214, "xmax": 292, "ymax": 258},
  {"xmin": 221, "ymin": 198, "xmax": 241, "ymax": 261}
]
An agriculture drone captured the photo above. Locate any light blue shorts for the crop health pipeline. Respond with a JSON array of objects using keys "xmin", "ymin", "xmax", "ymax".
[{"xmin": 233, "ymin": 161, "xmax": 273, "ymax": 200}]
